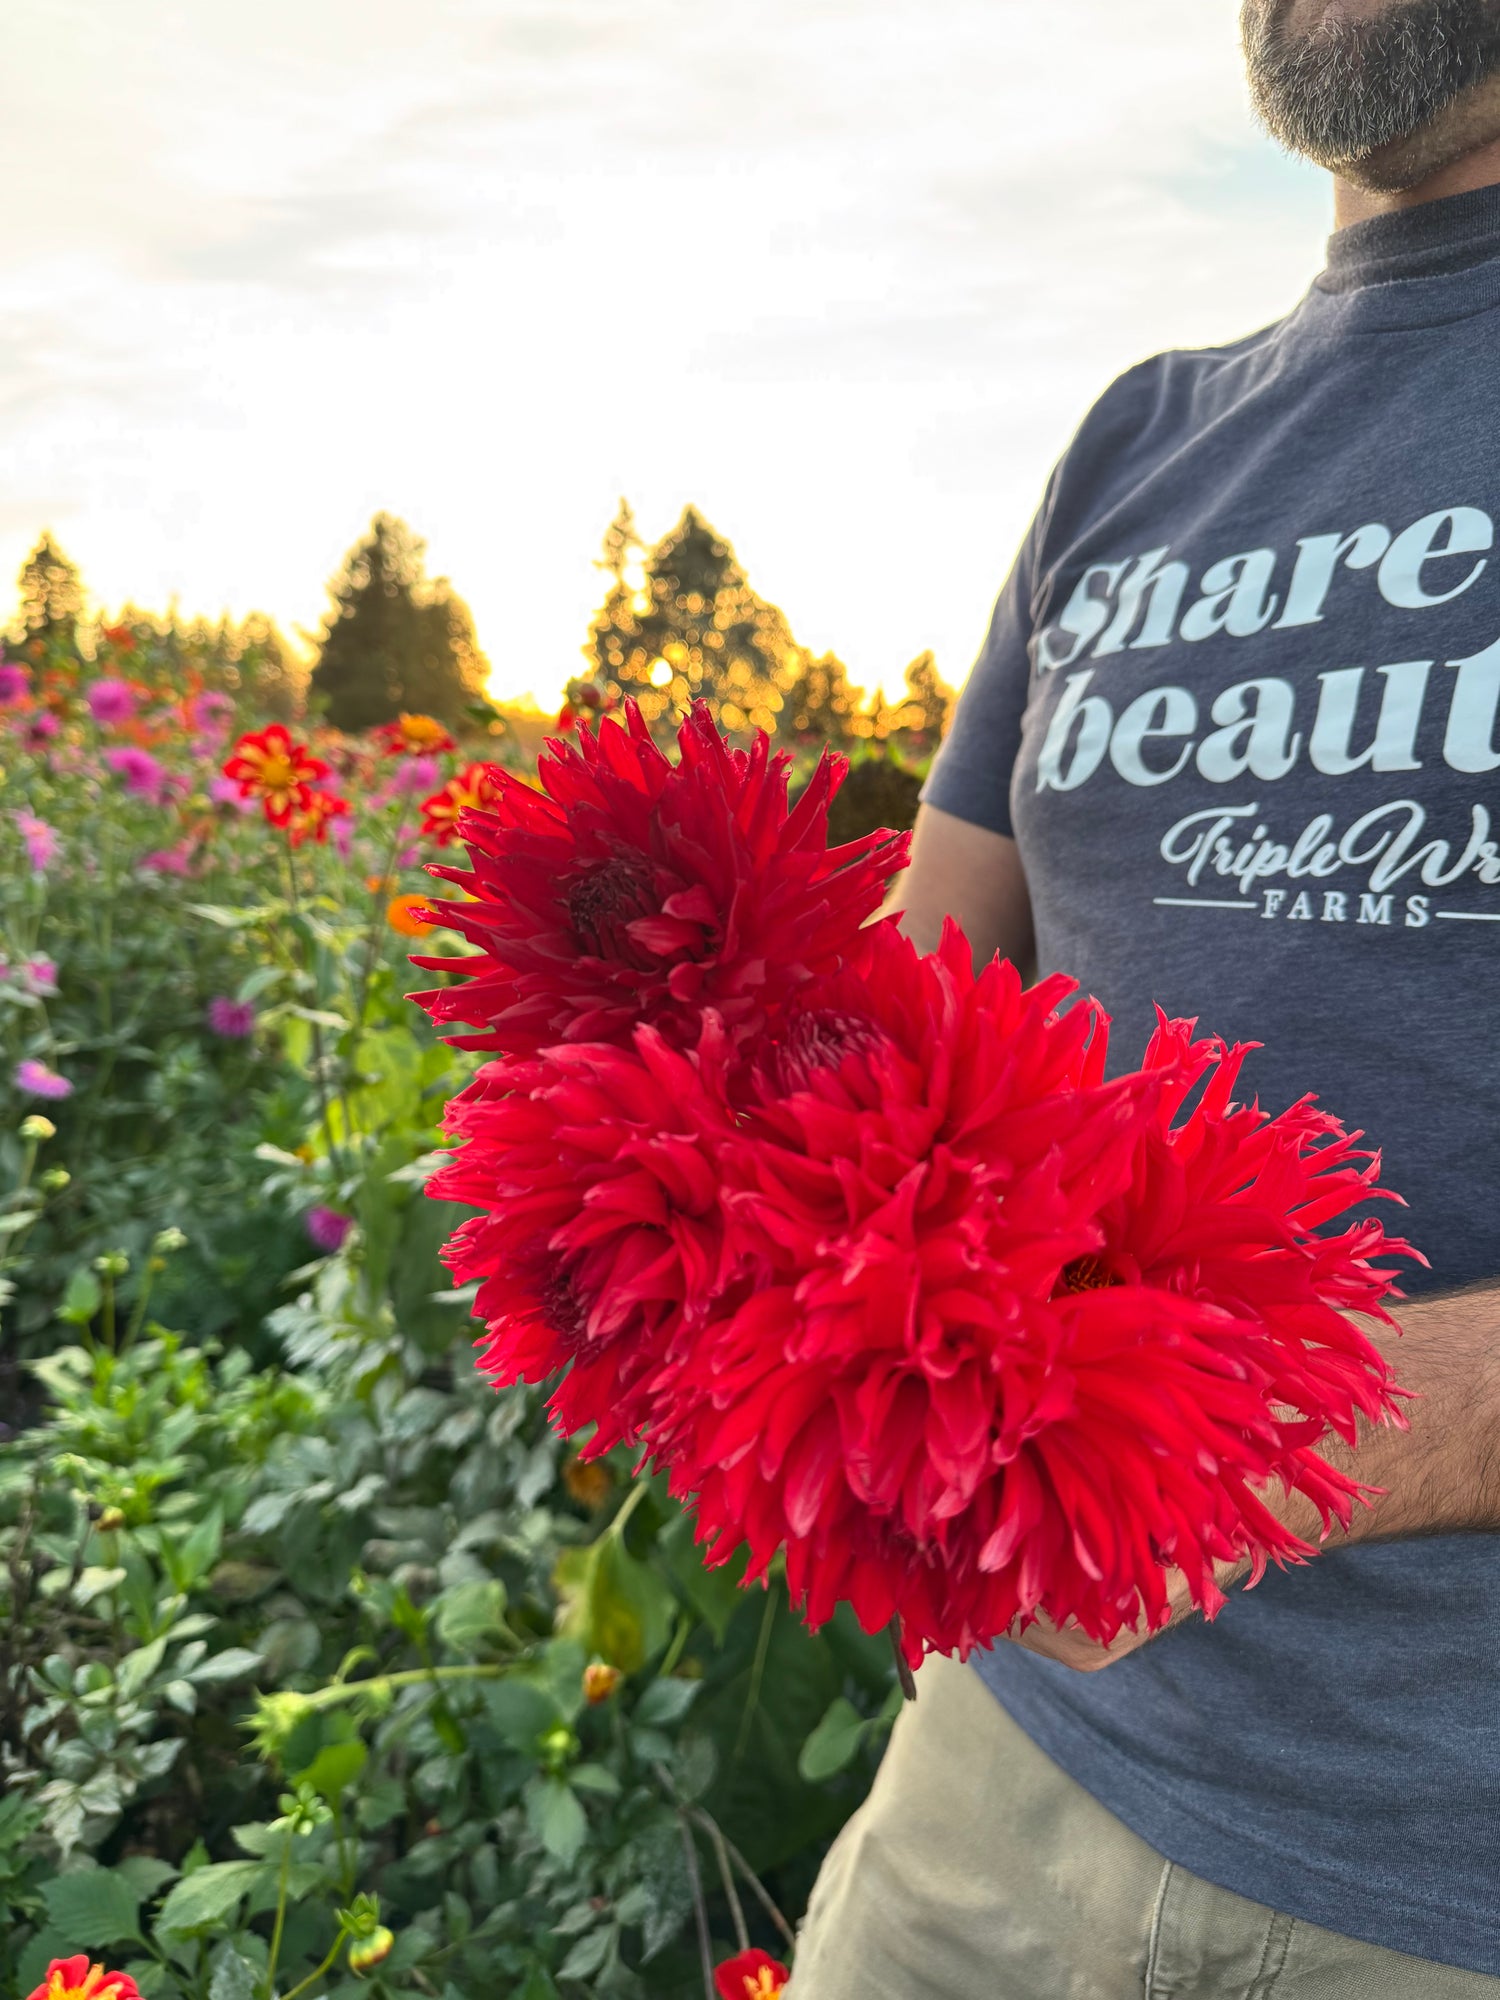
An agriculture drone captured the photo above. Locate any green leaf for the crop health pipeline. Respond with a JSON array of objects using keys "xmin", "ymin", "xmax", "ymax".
[
  {"xmin": 568, "ymin": 1762, "xmax": 621, "ymax": 1798},
  {"xmin": 484, "ymin": 1677, "xmax": 561, "ymax": 1752},
  {"xmin": 557, "ymin": 1926, "xmax": 615, "ymax": 1980},
  {"xmin": 73, "ymin": 1566, "xmax": 127, "ymax": 1605},
  {"xmin": 207, "ymin": 1945, "xmax": 260, "ymax": 2000},
  {"xmin": 42, "ymin": 1869, "xmax": 145, "ymax": 1946},
  {"xmin": 554, "ymin": 1523, "xmax": 675, "ymax": 1675},
  {"xmin": 798, "ymin": 1695, "xmax": 869, "ymax": 1782},
  {"xmin": 296, "ymin": 1738, "xmax": 368, "ymax": 1800},
  {"xmin": 115, "ymin": 1637, "xmax": 168, "ymax": 1702},
  {"xmin": 155, "ymin": 1860, "xmax": 269, "ymax": 1936},
  {"xmin": 184, "ymin": 1646, "xmax": 263, "ymax": 1686},
  {"xmin": 58, "ymin": 1267, "xmax": 102, "ymax": 1326},
  {"xmin": 523, "ymin": 1775, "xmax": 588, "ymax": 1865},
  {"xmin": 633, "ymin": 1677, "xmax": 701, "ymax": 1729},
  {"xmin": 434, "ymin": 1578, "xmax": 509, "ymax": 1655}
]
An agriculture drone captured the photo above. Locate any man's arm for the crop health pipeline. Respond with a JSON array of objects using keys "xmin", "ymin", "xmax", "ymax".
[
  {"xmin": 1013, "ymin": 1280, "xmax": 1500, "ymax": 1675},
  {"xmin": 883, "ymin": 802, "xmax": 1035, "ymax": 970}
]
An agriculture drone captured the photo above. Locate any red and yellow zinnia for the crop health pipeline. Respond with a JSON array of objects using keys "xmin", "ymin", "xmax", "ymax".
[
  {"xmin": 25, "ymin": 1956, "xmax": 143, "ymax": 2000},
  {"xmin": 222, "ymin": 725, "xmax": 331, "ymax": 828},
  {"xmin": 713, "ymin": 1950, "xmax": 790, "ymax": 2000},
  {"xmin": 419, "ymin": 762, "xmax": 504, "ymax": 847}
]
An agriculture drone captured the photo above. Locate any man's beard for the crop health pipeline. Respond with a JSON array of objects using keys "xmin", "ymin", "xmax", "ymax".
[{"xmin": 1243, "ymin": 0, "xmax": 1500, "ymax": 173}]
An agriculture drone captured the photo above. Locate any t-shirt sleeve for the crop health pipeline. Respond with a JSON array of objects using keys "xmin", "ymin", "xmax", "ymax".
[{"xmin": 918, "ymin": 483, "xmax": 1053, "ymax": 839}]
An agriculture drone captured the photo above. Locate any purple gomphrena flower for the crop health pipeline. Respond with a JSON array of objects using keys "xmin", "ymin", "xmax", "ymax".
[
  {"xmin": 86, "ymin": 678, "xmax": 138, "ymax": 727},
  {"xmin": 104, "ymin": 745, "xmax": 168, "ymax": 801},
  {"xmin": 0, "ymin": 662, "xmax": 31, "ymax": 705},
  {"xmin": 13, "ymin": 812, "xmax": 59, "ymax": 873},
  {"xmin": 306, "ymin": 1205, "xmax": 353, "ymax": 1254},
  {"xmin": 15, "ymin": 1058, "xmax": 73, "ymax": 1100},
  {"xmin": 23, "ymin": 957, "xmax": 58, "ymax": 997},
  {"xmin": 206, "ymin": 996, "xmax": 257, "ymax": 1039}
]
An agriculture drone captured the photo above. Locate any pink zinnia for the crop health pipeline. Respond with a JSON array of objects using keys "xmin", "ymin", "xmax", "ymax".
[
  {"xmin": 0, "ymin": 662, "xmax": 30, "ymax": 705},
  {"xmin": 14, "ymin": 812, "xmax": 59, "ymax": 873},
  {"xmin": 24, "ymin": 957, "xmax": 59, "ymax": 997},
  {"xmin": 206, "ymin": 996, "xmax": 256, "ymax": 1039},
  {"xmin": 104, "ymin": 746, "xmax": 168, "ymax": 802},
  {"xmin": 23, "ymin": 712, "xmax": 60, "ymax": 749},
  {"xmin": 15, "ymin": 1058, "xmax": 72, "ymax": 1100},
  {"xmin": 86, "ymin": 679, "xmax": 138, "ymax": 727}
]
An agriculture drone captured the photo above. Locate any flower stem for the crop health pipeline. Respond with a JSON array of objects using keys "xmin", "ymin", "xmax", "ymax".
[
  {"xmin": 262, "ymin": 1838, "xmax": 293, "ymax": 2000},
  {"xmin": 677, "ymin": 1811, "xmax": 716, "ymax": 2000},
  {"xmin": 888, "ymin": 1618, "xmax": 918, "ymax": 1703},
  {"xmin": 278, "ymin": 1923, "xmax": 349, "ymax": 2000}
]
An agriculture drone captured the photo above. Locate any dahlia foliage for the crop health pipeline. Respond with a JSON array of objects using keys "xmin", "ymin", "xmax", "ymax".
[{"xmin": 416, "ymin": 701, "xmax": 1412, "ymax": 1664}]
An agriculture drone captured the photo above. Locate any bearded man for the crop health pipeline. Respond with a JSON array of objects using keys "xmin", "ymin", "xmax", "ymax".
[{"xmin": 787, "ymin": 5, "xmax": 1500, "ymax": 1995}]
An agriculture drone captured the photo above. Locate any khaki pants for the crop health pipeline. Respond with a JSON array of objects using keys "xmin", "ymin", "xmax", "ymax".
[{"xmin": 788, "ymin": 1654, "xmax": 1500, "ymax": 2000}]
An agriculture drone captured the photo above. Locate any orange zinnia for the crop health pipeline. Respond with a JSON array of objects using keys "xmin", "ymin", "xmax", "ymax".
[
  {"xmin": 376, "ymin": 713, "xmax": 456, "ymax": 757},
  {"xmin": 387, "ymin": 892, "xmax": 437, "ymax": 937}
]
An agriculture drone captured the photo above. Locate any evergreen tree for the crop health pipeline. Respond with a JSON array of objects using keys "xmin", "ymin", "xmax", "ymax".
[
  {"xmin": 587, "ymin": 506, "xmax": 796, "ymax": 739},
  {"xmin": 777, "ymin": 648, "xmax": 863, "ymax": 751},
  {"xmin": 308, "ymin": 514, "xmax": 489, "ymax": 731},
  {"xmin": 871, "ymin": 651, "xmax": 956, "ymax": 754},
  {"xmin": 13, "ymin": 533, "xmax": 85, "ymax": 649}
]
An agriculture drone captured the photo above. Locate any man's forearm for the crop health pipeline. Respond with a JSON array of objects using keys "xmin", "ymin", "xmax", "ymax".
[{"xmin": 1294, "ymin": 1283, "xmax": 1500, "ymax": 1549}]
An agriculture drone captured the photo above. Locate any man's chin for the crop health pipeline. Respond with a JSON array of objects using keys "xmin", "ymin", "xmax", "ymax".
[{"xmin": 1329, "ymin": 82, "xmax": 1500, "ymax": 192}]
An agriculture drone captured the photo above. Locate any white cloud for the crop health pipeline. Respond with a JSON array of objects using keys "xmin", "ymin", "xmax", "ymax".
[{"xmin": 0, "ymin": 0, "xmax": 1329, "ymax": 703}]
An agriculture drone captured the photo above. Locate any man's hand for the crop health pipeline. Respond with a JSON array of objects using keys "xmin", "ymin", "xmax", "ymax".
[
  {"xmin": 1003, "ymin": 1285, "xmax": 1500, "ymax": 1673},
  {"xmin": 1006, "ymin": 1557, "xmax": 1253, "ymax": 1674}
]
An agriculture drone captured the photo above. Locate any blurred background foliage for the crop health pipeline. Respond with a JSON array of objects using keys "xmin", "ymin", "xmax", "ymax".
[{"xmin": 0, "ymin": 509, "xmax": 952, "ymax": 1997}]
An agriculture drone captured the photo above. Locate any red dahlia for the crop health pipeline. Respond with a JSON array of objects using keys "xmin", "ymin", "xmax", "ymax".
[
  {"xmin": 411, "ymin": 701, "xmax": 909, "ymax": 1062},
  {"xmin": 652, "ymin": 921, "xmax": 1163, "ymax": 1663},
  {"xmin": 652, "ymin": 925, "xmax": 1410, "ymax": 1663},
  {"xmin": 429, "ymin": 1019, "xmax": 736, "ymax": 1454}
]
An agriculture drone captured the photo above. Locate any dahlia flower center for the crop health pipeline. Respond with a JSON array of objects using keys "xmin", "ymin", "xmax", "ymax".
[
  {"xmin": 540, "ymin": 1265, "xmax": 594, "ymax": 1350},
  {"xmin": 769, "ymin": 1007, "xmax": 890, "ymax": 1092},
  {"xmin": 564, "ymin": 856, "xmax": 656, "ymax": 958},
  {"xmin": 256, "ymin": 752, "xmax": 297, "ymax": 792},
  {"xmin": 1058, "ymin": 1254, "xmax": 1120, "ymax": 1295}
]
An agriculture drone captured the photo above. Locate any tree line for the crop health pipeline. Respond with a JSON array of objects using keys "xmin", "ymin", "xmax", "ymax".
[{"xmin": 6, "ymin": 506, "xmax": 954, "ymax": 755}]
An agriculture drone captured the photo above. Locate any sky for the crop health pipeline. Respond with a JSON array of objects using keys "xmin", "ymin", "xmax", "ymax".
[{"xmin": 0, "ymin": 0, "xmax": 1332, "ymax": 710}]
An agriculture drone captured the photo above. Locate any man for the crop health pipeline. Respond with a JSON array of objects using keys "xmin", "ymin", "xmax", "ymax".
[{"xmin": 787, "ymin": 3, "xmax": 1500, "ymax": 1994}]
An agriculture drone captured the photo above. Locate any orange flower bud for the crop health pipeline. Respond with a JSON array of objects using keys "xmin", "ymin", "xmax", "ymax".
[{"xmin": 583, "ymin": 1661, "xmax": 622, "ymax": 1706}]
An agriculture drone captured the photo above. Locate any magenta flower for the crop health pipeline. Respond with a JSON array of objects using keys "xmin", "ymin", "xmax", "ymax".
[
  {"xmin": 0, "ymin": 662, "xmax": 30, "ymax": 705},
  {"xmin": 15, "ymin": 1058, "xmax": 72, "ymax": 1100},
  {"xmin": 395, "ymin": 755, "xmax": 441, "ymax": 797},
  {"xmin": 13, "ymin": 812, "xmax": 59, "ymax": 873},
  {"xmin": 104, "ymin": 746, "xmax": 168, "ymax": 801},
  {"xmin": 23, "ymin": 713, "xmax": 59, "ymax": 750},
  {"xmin": 208, "ymin": 774, "xmax": 259, "ymax": 813},
  {"xmin": 306, "ymin": 1206, "xmax": 353, "ymax": 1253},
  {"xmin": 206, "ymin": 997, "xmax": 256, "ymax": 1039},
  {"xmin": 189, "ymin": 691, "xmax": 235, "ymax": 729},
  {"xmin": 141, "ymin": 842, "xmax": 196, "ymax": 877},
  {"xmin": 23, "ymin": 957, "xmax": 58, "ymax": 997},
  {"xmin": 86, "ymin": 678, "xmax": 138, "ymax": 727}
]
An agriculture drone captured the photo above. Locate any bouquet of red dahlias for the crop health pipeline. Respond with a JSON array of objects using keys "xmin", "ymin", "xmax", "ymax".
[{"xmin": 412, "ymin": 702, "xmax": 1411, "ymax": 1670}]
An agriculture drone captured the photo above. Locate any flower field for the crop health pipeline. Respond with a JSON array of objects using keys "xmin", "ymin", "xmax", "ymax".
[{"xmin": 0, "ymin": 629, "xmax": 910, "ymax": 1999}]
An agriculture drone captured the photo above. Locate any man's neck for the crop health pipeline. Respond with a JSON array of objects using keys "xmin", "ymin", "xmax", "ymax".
[{"xmin": 1334, "ymin": 133, "xmax": 1500, "ymax": 229}]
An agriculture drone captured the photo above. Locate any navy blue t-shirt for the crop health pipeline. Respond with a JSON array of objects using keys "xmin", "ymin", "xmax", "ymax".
[{"xmin": 921, "ymin": 185, "xmax": 1500, "ymax": 1974}]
